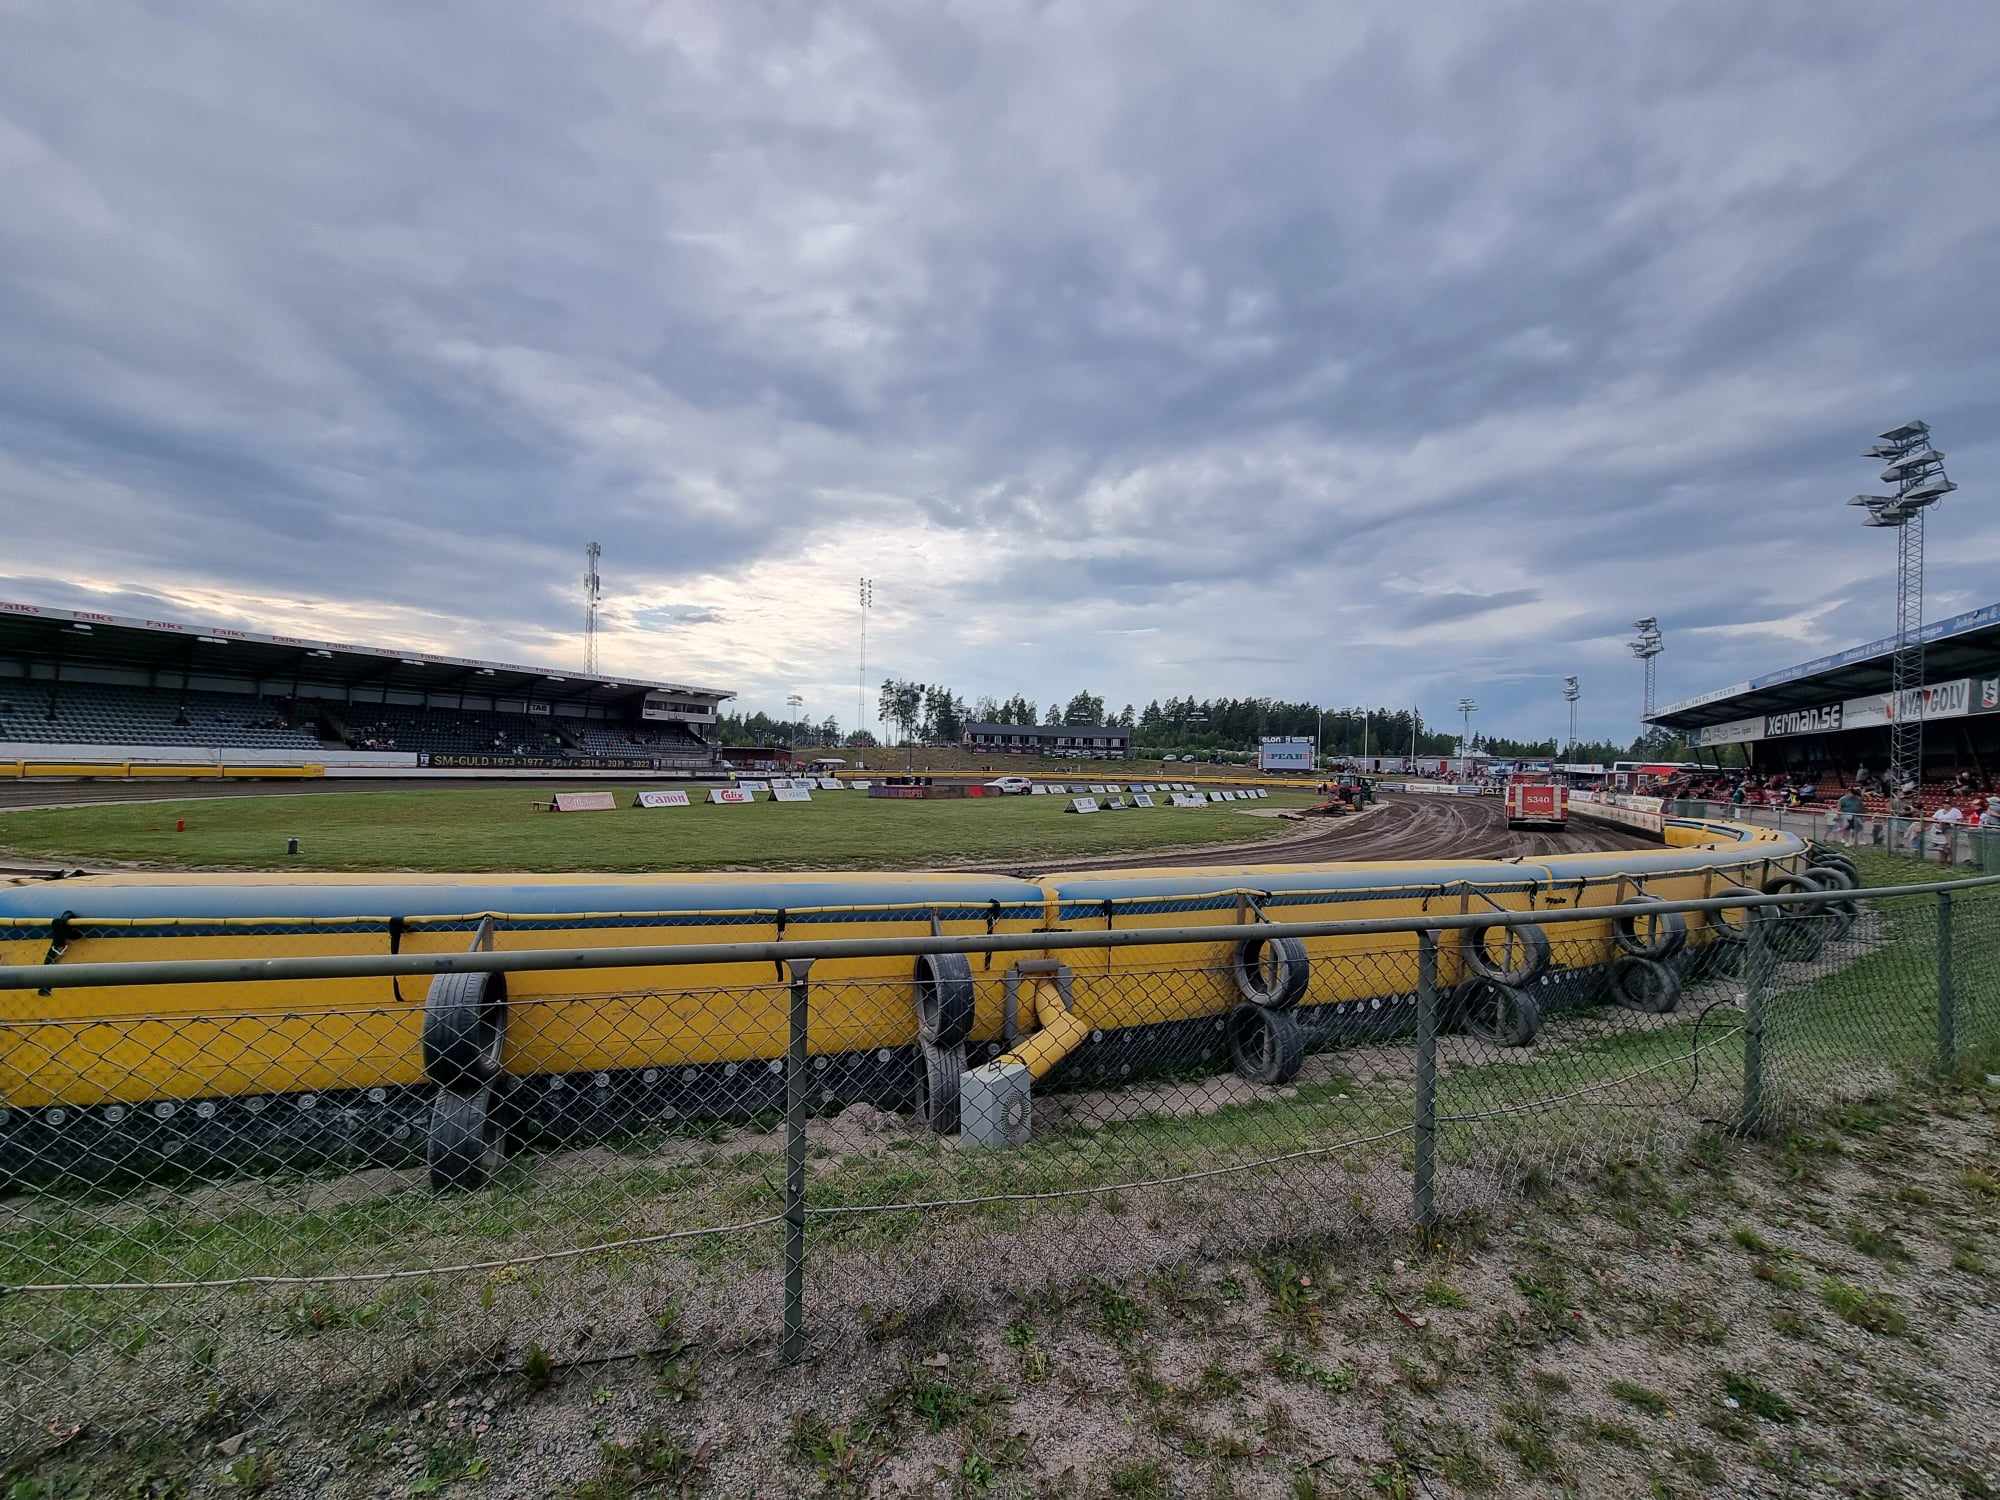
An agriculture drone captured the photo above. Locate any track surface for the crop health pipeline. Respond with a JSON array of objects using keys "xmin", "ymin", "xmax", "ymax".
[{"xmin": 1026, "ymin": 793, "xmax": 1657, "ymax": 872}]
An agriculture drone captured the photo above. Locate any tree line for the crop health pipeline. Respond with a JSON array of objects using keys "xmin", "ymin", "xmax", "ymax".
[{"xmin": 725, "ymin": 682, "xmax": 1704, "ymax": 761}]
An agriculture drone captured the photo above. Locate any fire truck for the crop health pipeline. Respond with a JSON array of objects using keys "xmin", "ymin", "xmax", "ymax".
[{"xmin": 1504, "ymin": 772, "xmax": 1569, "ymax": 831}]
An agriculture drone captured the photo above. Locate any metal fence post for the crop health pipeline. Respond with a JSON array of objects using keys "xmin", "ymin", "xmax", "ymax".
[
  {"xmin": 1740, "ymin": 916, "xmax": 1768, "ymax": 1134},
  {"xmin": 1413, "ymin": 930, "xmax": 1439, "ymax": 1234},
  {"xmin": 1937, "ymin": 891, "xmax": 1955, "ymax": 1080},
  {"xmin": 781, "ymin": 958, "xmax": 813, "ymax": 1364}
]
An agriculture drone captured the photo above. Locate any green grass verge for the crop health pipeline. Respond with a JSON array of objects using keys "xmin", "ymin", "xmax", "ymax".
[{"xmin": 0, "ymin": 786, "xmax": 1320, "ymax": 872}]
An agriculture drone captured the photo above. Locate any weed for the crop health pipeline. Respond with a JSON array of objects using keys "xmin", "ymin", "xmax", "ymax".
[
  {"xmin": 1190, "ymin": 1361, "xmax": 1242, "ymax": 1402},
  {"xmin": 1093, "ymin": 1284, "xmax": 1147, "ymax": 1341},
  {"xmin": 1847, "ymin": 1223, "xmax": 1913, "ymax": 1264},
  {"xmin": 1951, "ymin": 1242, "xmax": 1988, "ymax": 1276},
  {"xmin": 1753, "ymin": 1260, "xmax": 1804, "ymax": 1291},
  {"xmin": 1961, "ymin": 1167, "xmax": 2000, "ymax": 1200},
  {"xmin": 1267, "ymin": 1347, "xmax": 1356, "ymax": 1396},
  {"xmin": 1528, "ymin": 1369, "xmax": 1571, "ymax": 1395},
  {"xmin": 1581, "ymin": 1417, "xmax": 1647, "ymax": 1450},
  {"xmin": 1495, "ymin": 1417, "xmax": 1564, "ymax": 1479},
  {"xmin": 1674, "ymin": 1445, "xmax": 1725, "ymax": 1484},
  {"xmin": 1610, "ymin": 1380, "xmax": 1671, "ymax": 1417},
  {"xmin": 1108, "ymin": 1459, "xmax": 1168, "ymax": 1498},
  {"xmin": 1820, "ymin": 1277, "xmax": 1908, "ymax": 1336},
  {"xmin": 1002, "ymin": 1321, "xmax": 1035, "ymax": 1349},
  {"xmin": 1419, "ymin": 1279, "xmax": 1468, "ymax": 1310},
  {"xmin": 409, "ymin": 1436, "xmax": 486, "ymax": 1495},
  {"xmin": 1731, "ymin": 1226, "xmax": 1773, "ymax": 1255},
  {"xmin": 572, "ymin": 1426, "xmax": 705, "ymax": 1500},
  {"xmin": 899, "ymin": 1365, "xmax": 983, "ymax": 1433},
  {"xmin": 522, "ymin": 1343, "xmax": 556, "ymax": 1393},
  {"xmin": 218, "ymin": 1452, "xmax": 278, "ymax": 1493},
  {"xmin": 1720, "ymin": 1372, "xmax": 1797, "ymax": 1424}
]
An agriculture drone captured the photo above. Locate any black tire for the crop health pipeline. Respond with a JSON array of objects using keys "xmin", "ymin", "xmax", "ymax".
[
  {"xmin": 1762, "ymin": 874, "xmax": 1827, "ymax": 962},
  {"xmin": 1612, "ymin": 896, "xmax": 1688, "ymax": 961},
  {"xmin": 1809, "ymin": 845, "xmax": 1859, "ymax": 883},
  {"xmin": 915, "ymin": 1038, "xmax": 965, "ymax": 1134},
  {"xmin": 1804, "ymin": 863, "xmax": 1859, "ymax": 938},
  {"xmin": 1451, "ymin": 978, "xmax": 1542, "ymax": 1047},
  {"xmin": 1228, "ymin": 1003, "xmax": 1305, "ymax": 1084},
  {"xmin": 1610, "ymin": 955, "xmax": 1681, "ymax": 1014},
  {"xmin": 1232, "ymin": 935, "xmax": 1310, "ymax": 1009},
  {"xmin": 427, "ymin": 1086, "xmax": 500, "ymax": 1191},
  {"xmin": 421, "ymin": 970, "xmax": 507, "ymax": 1090},
  {"xmin": 914, "ymin": 952, "xmax": 976, "ymax": 1047},
  {"xmin": 1706, "ymin": 884, "xmax": 1770, "ymax": 947},
  {"xmin": 1459, "ymin": 921, "xmax": 1551, "ymax": 986}
]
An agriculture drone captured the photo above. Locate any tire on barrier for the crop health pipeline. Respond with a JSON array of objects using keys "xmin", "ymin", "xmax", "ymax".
[
  {"xmin": 1809, "ymin": 844, "xmax": 1859, "ymax": 883},
  {"xmin": 1458, "ymin": 921, "xmax": 1551, "ymax": 986},
  {"xmin": 1762, "ymin": 873, "xmax": 1827, "ymax": 962},
  {"xmin": 428, "ymin": 1085, "xmax": 501, "ymax": 1191},
  {"xmin": 1232, "ymin": 934, "xmax": 1310, "ymax": 1009},
  {"xmin": 1706, "ymin": 884, "xmax": 1770, "ymax": 947},
  {"xmin": 1450, "ymin": 978, "xmax": 1542, "ymax": 1048},
  {"xmin": 1610, "ymin": 954, "xmax": 1681, "ymax": 1014},
  {"xmin": 1612, "ymin": 896, "xmax": 1688, "ymax": 961},
  {"xmin": 915, "ymin": 1037, "xmax": 965, "ymax": 1134},
  {"xmin": 914, "ymin": 952, "xmax": 976, "ymax": 1047},
  {"xmin": 421, "ymin": 970, "xmax": 508, "ymax": 1090},
  {"xmin": 1804, "ymin": 863, "xmax": 1860, "ymax": 940},
  {"xmin": 1228, "ymin": 1002, "xmax": 1305, "ymax": 1085}
]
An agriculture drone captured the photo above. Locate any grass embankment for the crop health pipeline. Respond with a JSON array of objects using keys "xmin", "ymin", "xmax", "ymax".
[{"xmin": 0, "ymin": 787, "xmax": 1320, "ymax": 873}]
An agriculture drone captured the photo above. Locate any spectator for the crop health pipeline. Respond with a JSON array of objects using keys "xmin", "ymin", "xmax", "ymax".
[
  {"xmin": 1928, "ymin": 801, "xmax": 1964, "ymax": 865},
  {"xmin": 1833, "ymin": 786, "xmax": 1864, "ymax": 842}
]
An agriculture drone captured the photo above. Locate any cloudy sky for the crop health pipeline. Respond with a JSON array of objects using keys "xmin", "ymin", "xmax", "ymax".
[{"xmin": 3, "ymin": 1, "xmax": 1998, "ymax": 743}]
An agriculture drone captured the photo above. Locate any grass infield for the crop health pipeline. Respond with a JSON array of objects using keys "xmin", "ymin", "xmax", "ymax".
[{"xmin": 0, "ymin": 784, "xmax": 1323, "ymax": 873}]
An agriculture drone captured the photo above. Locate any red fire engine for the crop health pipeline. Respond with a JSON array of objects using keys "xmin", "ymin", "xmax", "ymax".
[{"xmin": 1504, "ymin": 772, "xmax": 1568, "ymax": 831}]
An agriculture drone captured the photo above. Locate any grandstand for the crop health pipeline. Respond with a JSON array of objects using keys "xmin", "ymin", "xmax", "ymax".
[
  {"xmin": 0, "ymin": 599, "xmax": 732, "ymax": 771},
  {"xmin": 1647, "ymin": 600, "xmax": 2000, "ymax": 813}
]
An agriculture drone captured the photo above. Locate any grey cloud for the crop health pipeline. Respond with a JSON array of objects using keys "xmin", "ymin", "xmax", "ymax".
[{"xmin": 2, "ymin": 1, "xmax": 1999, "ymax": 743}]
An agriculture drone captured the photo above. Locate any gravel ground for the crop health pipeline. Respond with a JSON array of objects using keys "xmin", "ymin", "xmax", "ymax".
[{"xmin": 12, "ymin": 1074, "xmax": 1996, "ymax": 1498}]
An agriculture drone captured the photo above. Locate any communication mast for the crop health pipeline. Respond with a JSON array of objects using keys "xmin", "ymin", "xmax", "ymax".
[
  {"xmin": 1629, "ymin": 618, "xmax": 1664, "ymax": 730},
  {"xmin": 583, "ymin": 542, "xmax": 603, "ymax": 675}
]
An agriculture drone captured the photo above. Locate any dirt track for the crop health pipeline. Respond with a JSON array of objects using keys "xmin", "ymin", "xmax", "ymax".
[{"xmin": 1019, "ymin": 792, "xmax": 1656, "ymax": 872}]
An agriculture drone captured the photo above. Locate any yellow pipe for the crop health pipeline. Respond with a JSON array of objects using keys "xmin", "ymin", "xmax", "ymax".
[{"xmin": 996, "ymin": 978, "xmax": 1091, "ymax": 1081}]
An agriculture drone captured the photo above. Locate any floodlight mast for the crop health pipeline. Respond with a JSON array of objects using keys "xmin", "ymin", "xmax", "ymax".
[
  {"xmin": 1456, "ymin": 697, "xmax": 1478, "ymax": 768},
  {"xmin": 1853, "ymin": 419, "xmax": 1954, "ymax": 792},
  {"xmin": 1562, "ymin": 676, "xmax": 1580, "ymax": 755},
  {"xmin": 582, "ymin": 542, "xmax": 603, "ymax": 675},
  {"xmin": 1628, "ymin": 618, "xmax": 1664, "ymax": 731}
]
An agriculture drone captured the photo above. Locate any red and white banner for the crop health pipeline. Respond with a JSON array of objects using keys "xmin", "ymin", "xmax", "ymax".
[
  {"xmin": 635, "ymin": 790, "xmax": 691, "ymax": 808},
  {"xmin": 708, "ymin": 788, "xmax": 752, "ymax": 805},
  {"xmin": 551, "ymin": 791, "xmax": 616, "ymax": 813}
]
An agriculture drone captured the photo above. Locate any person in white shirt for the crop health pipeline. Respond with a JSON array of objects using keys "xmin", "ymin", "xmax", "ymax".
[{"xmin": 1929, "ymin": 802, "xmax": 1964, "ymax": 864}]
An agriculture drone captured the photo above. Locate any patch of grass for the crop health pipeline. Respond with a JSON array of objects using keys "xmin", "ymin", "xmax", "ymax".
[
  {"xmin": 571, "ymin": 1426, "xmax": 705, "ymax": 1500},
  {"xmin": 1092, "ymin": 1283, "xmax": 1148, "ymax": 1342},
  {"xmin": 1820, "ymin": 1277, "xmax": 1908, "ymax": 1336},
  {"xmin": 1528, "ymin": 1369, "xmax": 1571, "ymax": 1395},
  {"xmin": 1720, "ymin": 1372, "xmax": 1797, "ymax": 1424},
  {"xmin": 1752, "ymin": 1259, "xmax": 1804, "ymax": 1291},
  {"xmin": 1580, "ymin": 1417, "xmax": 1647, "ymax": 1450},
  {"xmin": 1267, "ymin": 1347, "xmax": 1357, "ymax": 1396},
  {"xmin": 1419, "ymin": 1278, "xmax": 1468, "ymax": 1310},
  {"xmin": 787, "ymin": 1412, "xmax": 889, "ymax": 1497},
  {"xmin": 1609, "ymin": 1379, "xmax": 1672, "ymax": 1417},
  {"xmin": 1731, "ymin": 1226, "xmax": 1773, "ymax": 1255},
  {"xmin": 1961, "ymin": 1167, "xmax": 2000, "ymax": 1200},
  {"xmin": 0, "ymin": 783, "xmax": 1322, "ymax": 872},
  {"xmin": 1951, "ymin": 1242, "xmax": 1988, "ymax": 1276},
  {"xmin": 409, "ymin": 1435, "xmax": 487, "ymax": 1495},
  {"xmin": 1847, "ymin": 1223, "xmax": 1913, "ymax": 1265},
  {"xmin": 1495, "ymin": 1408, "xmax": 1565, "ymax": 1480},
  {"xmin": 1107, "ymin": 1459, "xmax": 1169, "ymax": 1498},
  {"xmin": 1674, "ymin": 1445, "xmax": 1725, "ymax": 1484}
]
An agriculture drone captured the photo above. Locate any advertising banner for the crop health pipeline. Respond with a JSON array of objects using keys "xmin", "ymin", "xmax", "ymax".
[
  {"xmin": 1696, "ymin": 717, "xmax": 1764, "ymax": 748},
  {"xmin": 1067, "ymin": 796, "xmax": 1100, "ymax": 814},
  {"xmin": 1171, "ymin": 793, "xmax": 1207, "ymax": 808},
  {"xmin": 1763, "ymin": 704, "xmax": 1843, "ymax": 739},
  {"xmin": 1132, "ymin": 793, "xmax": 1156, "ymax": 807},
  {"xmin": 1030, "ymin": 783, "xmax": 1047, "ymax": 795},
  {"xmin": 418, "ymin": 752, "xmax": 661, "ymax": 771},
  {"xmin": 816, "ymin": 777, "xmax": 844, "ymax": 789},
  {"xmin": 1088, "ymin": 784, "xmax": 1107, "ymax": 794},
  {"xmin": 772, "ymin": 786, "xmax": 813, "ymax": 803},
  {"xmin": 1046, "ymin": 783, "xmax": 1065, "ymax": 794},
  {"xmin": 550, "ymin": 791, "xmax": 616, "ymax": 813},
  {"xmin": 707, "ymin": 788, "xmax": 752, "ymax": 805},
  {"xmin": 1974, "ymin": 676, "xmax": 2000, "ymax": 716},
  {"xmin": 634, "ymin": 790, "xmax": 691, "ymax": 808},
  {"xmin": 1257, "ymin": 737, "xmax": 1314, "ymax": 772}
]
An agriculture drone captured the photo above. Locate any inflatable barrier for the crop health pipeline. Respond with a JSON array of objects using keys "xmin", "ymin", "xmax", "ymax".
[{"xmin": 0, "ymin": 814, "xmax": 1820, "ymax": 1186}]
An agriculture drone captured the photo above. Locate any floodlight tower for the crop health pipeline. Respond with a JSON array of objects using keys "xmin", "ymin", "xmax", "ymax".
[
  {"xmin": 1851, "ymin": 420, "xmax": 1955, "ymax": 793},
  {"xmin": 1562, "ymin": 676, "xmax": 1580, "ymax": 756},
  {"xmin": 1456, "ymin": 697, "xmax": 1478, "ymax": 768},
  {"xmin": 582, "ymin": 542, "xmax": 603, "ymax": 675},
  {"xmin": 1628, "ymin": 618, "xmax": 1664, "ymax": 731},
  {"xmin": 786, "ymin": 692, "xmax": 805, "ymax": 746}
]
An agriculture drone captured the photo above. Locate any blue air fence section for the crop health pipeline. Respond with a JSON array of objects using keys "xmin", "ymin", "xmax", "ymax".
[{"xmin": 1, "ymin": 873, "xmax": 1996, "ymax": 1450}]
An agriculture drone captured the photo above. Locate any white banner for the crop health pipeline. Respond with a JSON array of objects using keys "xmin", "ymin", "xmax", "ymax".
[
  {"xmin": 1696, "ymin": 716, "xmax": 1764, "ymax": 748},
  {"xmin": 1046, "ymin": 783, "xmax": 1065, "ymax": 794},
  {"xmin": 1171, "ymin": 793, "xmax": 1207, "ymax": 808},
  {"xmin": 634, "ymin": 790, "xmax": 691, "ymax": 808},
  {"xmin": 707, "ymin": 788, "xmax": 752, "ymax": 805},
  {"xmin": 849, "ymin": 780, "xmax": 872, "ymax": 789},
  {"xmin": 772, "ymin": 786, "xmax": 813, "ymax": 802},
  {"xmin": 738, "ymin": 780, "xmax": 770, "ymax": 792},
  {"xmin": 1132, "ymin": 792, "xmax": 1156, "ymax": 807},
  {"xmin": 550, "ymin": 790, "xmax": 616, "ymax": 812},
  {"xmin": 1029, "ymin": 783, "xmax": 1048, "ymax": 795},
  {"xmin": 1068, "ymin": 796, "xmax": 1100, "ymax": 814},
  {"xmin": 1257, "ymin": 737, "xmax": 1314, "ymax": 771},
  {"xmin": 816, "ymin": 776, "xmax": 844, "ymax": 789}
]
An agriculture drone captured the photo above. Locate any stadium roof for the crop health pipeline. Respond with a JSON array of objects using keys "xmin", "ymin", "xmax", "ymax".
[
  {"xmin": 1650, "ymin": 600, "xmax": 2000, "ymax": 731},
  {"xmin": 0, "ymin": 598, "xmax": 734, "ymax": 707}
]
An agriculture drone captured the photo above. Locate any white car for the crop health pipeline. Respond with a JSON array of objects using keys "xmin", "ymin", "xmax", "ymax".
[{"xmin": 985, "ymin": 775, "xmax": 1034, "ymax": 795}]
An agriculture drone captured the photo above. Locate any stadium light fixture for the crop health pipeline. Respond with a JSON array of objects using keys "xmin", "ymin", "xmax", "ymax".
[
  {"xmin": 1562, "ymin": 676, "xmax": 1580, "ymax": 755},
  {"xmin": 857, "ymin": 577, "xmax": 874, "ymax": 767},
  {"xmin": 196, "ymin": 635, "xmax": 229, "ymax": 646},
  {"xmin": 1850, "ymin": 418, "xmax": 1955, "ymax": 792},
  {"xmin": 66, "ymin": 622, "xmax": 92, "ymax": 633},
  {"xmin": 1456, "ymin": 697, "xmax": 1478, "ymax": 765},
  {"xmin": 307, "ymin": 649, "xmax": 334, "ymax": 659},
  {"xmin": 544, "ymin": 675, "xmax": 567, "ymax": 683},
  {"xmin": 1627, "ymin": 618, "xmax": 1664, "ymax": 729},
  {"xmin": 399, "ymin": 658, "xmax": 427, "ymax": 667}
]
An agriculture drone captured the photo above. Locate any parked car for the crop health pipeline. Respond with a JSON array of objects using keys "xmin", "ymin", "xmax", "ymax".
[{"xmin": 985, "ymin": 775, "xmax": 1033, "ymax": 795}]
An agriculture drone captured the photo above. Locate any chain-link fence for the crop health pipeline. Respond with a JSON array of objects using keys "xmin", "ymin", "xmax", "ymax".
[{"xmin": 4, "ymin": 863, "xmax": 1997, "ymax": 1454}]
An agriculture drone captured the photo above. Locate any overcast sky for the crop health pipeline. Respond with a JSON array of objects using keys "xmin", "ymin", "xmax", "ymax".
[{"xmin": 4, "ymin": 2, "xmax": 1998, "ymax": 742}]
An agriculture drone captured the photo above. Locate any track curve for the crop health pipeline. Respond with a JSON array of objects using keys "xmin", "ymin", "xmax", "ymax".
[{"xmin": 1031, "ymin": 793, "xmax": 1656, "ymax": 872}]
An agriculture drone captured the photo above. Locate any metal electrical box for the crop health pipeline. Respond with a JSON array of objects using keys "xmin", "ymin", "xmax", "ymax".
[{"xmin": 959, "ymin": 1060, "xmax": 1032, "ymax": 1148}]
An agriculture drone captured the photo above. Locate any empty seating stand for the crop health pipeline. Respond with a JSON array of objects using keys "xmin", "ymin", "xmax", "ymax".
[{"xmin": 0, "ymin": 683, "xmax": 323, "ymax": 751}]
